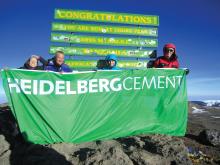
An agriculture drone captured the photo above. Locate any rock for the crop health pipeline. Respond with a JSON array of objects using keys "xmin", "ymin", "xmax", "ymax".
[
  {"xmin": 138, "ymin": 135, "xmax": 192, "ymax": 165},
  {"xmin": 0, "ymin": 134, "xmax": 10, "ymax": 154},
  {"xmin": 0, "ymin": 135, "xmax": 10, "ymax": 155},
  {"xmin": 64, "ymin": 140, "xmax": 134, "ymax": 165},
  {"xmin": 129, "ymin": 150, "xmax": 167, "ymax": 165},
  {"xmin": 10, "ymin": 142, "xmax": 72, "ymax": 165},
  {"xmin": 199, "ymin": 129, "xmax": 220, "ymax": 147},
  {"xmin": 0, "ymin": 135, "xmax": 11, "ymax": 165},
  {"xmin": 0, "ymin": 108, "xmax": 19, "ymax": 139},
  {"xmin": 0, "ymin": 150, "xmax": 11, "ymax": 165},
  {"xmin": 51, "ymin": 135, "xmax": 192, "ymax": 165}
]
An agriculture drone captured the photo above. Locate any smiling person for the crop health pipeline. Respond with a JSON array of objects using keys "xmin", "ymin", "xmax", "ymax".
[
  {"xmin": 19, "ymin": 55, "xmax": 47, "ymax": 70},
  {"xmin": 45, "ymin": 51, "xmax": 72, "ymax": 72},
  {"xmin": 153, "ymin": 43, "xmax": 179, "ymax": 68}
]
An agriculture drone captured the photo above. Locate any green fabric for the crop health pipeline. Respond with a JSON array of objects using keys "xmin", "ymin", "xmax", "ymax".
[{"xmin": 1, "ymin": 69, "xmax": 188, "ymax": 144}]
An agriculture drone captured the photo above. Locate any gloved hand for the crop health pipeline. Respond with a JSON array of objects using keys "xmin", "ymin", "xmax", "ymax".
[
  {"xmin": 31, "ymin": 55, "xmax": 40, "ymax": 60},
  {"xmin": 185, "ymin": 68, "xmax": 190, "ymax": 75}
]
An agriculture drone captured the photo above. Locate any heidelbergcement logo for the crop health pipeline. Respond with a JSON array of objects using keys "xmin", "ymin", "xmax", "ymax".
[{"xmin": 7, "ymin": 76, "xmax": 183, "ymax": 95}]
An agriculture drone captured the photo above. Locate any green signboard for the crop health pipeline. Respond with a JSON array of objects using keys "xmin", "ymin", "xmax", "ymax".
[
  {"xmin": 52, "ymin": 22, "xmax": 158, "ymax": 36},
  {"xmin": 1, "ymin": 69, "xmax": 187, "ymax": 144},
  {"xmin": 66, "ymin": 60, "xmax": 97, "ymax": 69},
  {"xmin": 50, "ymin": 46, "xmax": 156, "ymax": 58},
  {"xmin": 65, "ymin": 60, "xmax": 148, "ymax": 69},
  {"xmin": 51, "ymin": 33, "xmax": 158, "ymax": 47},
  {"xmin": 55, "ymin": 9, "xmax": 159, "ymax": 26}
]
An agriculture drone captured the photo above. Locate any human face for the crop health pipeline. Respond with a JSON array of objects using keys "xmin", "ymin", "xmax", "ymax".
[
  {"xmin": 108, "ymin": 60, "xmax": 116, "ymax": 67},
  {"xmin": 55, "ymin": 53, "xmax": 64, "ymax": 66},
  {"xmin": 165, "ymin": 48, "xmax": 175, "ymax": 58},
  {"xmin": 29, "ymin": 57, "xmax": 38, "ymax": 68}
]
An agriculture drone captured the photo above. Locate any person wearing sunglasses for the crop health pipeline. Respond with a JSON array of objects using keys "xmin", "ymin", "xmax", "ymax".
[{"xmin": 153, "ymin": 43, "xmax": 179, "ymax": 68}]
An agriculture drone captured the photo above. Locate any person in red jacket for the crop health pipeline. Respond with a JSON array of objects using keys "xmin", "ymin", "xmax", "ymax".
[{"xmin": 154, "ymin": 43, "xmax": 179, "ymax": 68}]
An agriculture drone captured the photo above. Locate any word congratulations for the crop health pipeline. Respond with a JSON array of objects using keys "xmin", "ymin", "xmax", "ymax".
[{"xmin": 55, "ymin": 9, "xmax": 159, "ymax": 26}]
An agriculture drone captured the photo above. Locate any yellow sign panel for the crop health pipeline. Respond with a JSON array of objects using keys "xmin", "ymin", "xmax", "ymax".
[
  {"xmin": 55, "ymin": 9, "xmax": 159, "ymax": 26},
  {"xmin": 52, "ymin": 23, "xmax": 158, "ymax": 36},
  {"xmin": 51, "ymin": 33, "xmax": 158, "ymax": 47},
  {"xmin": 65, "ymin": 60, "xmax": 148, "ymax": 69},
  {"xmin": 50, "ymin": 46, "xmax": 156, "ymax": 58}
]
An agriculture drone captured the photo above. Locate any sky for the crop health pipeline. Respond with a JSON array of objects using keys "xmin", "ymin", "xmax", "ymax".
[{"xmin": 0, "ymin": 0, "xmax": 220, "ymax": 102}]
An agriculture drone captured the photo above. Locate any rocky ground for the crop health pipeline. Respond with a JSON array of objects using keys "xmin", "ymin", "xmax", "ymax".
[{"xmin": 0, "ymin": 102, "xmax": 220, "ymax": 165}]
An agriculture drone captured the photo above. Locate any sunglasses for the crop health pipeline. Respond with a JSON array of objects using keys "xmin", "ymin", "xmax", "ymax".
[{"xmin": 165, "ymin": 48, "xmax": 174, "ymax": 52}]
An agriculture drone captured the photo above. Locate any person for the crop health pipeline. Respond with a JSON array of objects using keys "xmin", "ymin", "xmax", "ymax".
[
  {"xmin": 153, "ymin": 43, "xmax": 179, "ymax": 68},
  {"xmin": 19, "ymin": 55, "xmax": 47, "ymax": 70},
  {"xmin": 103, "ymin": 54, "xmax": 119, "ymax": 70},
  {"xmin": 45, "ymin": 51, "xmax": 72, "ymax": 72}
]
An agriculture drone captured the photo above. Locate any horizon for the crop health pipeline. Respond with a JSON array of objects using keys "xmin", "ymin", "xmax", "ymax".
[{"xmin": 0, "ymin": 0, "xmax": 220, "ymax": 102}]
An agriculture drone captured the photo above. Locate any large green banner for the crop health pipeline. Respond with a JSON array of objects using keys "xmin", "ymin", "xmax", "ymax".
[
  {"xmin": 52, "ymin": 22, "xmax": 158, "ymax": 36},
  {"xmin": 50, "ymin": 46, "xmax": 157, "ymax": 58},
  {"xmin": 51, "ymin": 33, "xmax": 158, "ymax": 47},
  {"xmin": 55, "ymin": 9, "xmax": 159, "ymax": 26},
  {"xmin": 65, "ymin": 60, "xmax": 149, "ymax": 69},
  {"xmin": 1, "ymin": 69, "xmax": 187, "ymax": 144}
]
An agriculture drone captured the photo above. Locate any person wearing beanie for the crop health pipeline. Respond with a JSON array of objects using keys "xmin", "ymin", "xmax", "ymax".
[
  {"xmin": 103, "ymin": 54, "xmax": 119, "ymax": 70},
  {"xmin": 153, "ymin": 43, "xmax": 179, "ymax": 68}
]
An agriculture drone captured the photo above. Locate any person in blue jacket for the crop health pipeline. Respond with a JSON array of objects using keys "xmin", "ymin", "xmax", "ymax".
[
  {"xmin": 103, "ymin": 54, "xmax": 119, "ymax": 70},
  {"xmin": 45, "ymin": 51, "xmax": 72, "ymax": 72}
]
